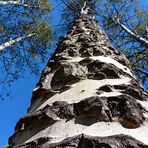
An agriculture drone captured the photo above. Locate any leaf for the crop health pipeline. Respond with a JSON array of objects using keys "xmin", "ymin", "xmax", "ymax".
[{"xmin": 39, "ymin": 0, "xmax": 51, "ymax": 11}]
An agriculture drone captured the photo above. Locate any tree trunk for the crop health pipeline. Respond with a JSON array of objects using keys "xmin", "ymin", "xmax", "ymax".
[
  {"xmin": 0, "ymin": 34, "xmax": 35, "ymax": 51},
  {"xmin": 116, "ymin": 20, "xmax": 148, "ymax": 47},
  {"xmin": 8, "ymin": 14, "xmax": 148, "ymax": 148},
  {"xmin": 0, "ymin": 1, "xmax": 39, "ymax": 8}
]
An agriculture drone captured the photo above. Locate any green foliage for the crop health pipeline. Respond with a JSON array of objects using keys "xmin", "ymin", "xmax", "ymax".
[
  {"xmin": 0, "ymin": 0, "xmax": 52, "ymax": 99},
  {"xmin": 36, "ymin": 22, "xmax": 51, "ymax": 44},
  {"xmin": 135, "ymin": 22, "xmax": 145, "ymax": 34},
  {"xmin": 2, "ymin": 144, "xmax": 8, "ymax": 148},
  {"xmin": 39, "ymin": 0, "xmax": 51, "ymax": 11}
]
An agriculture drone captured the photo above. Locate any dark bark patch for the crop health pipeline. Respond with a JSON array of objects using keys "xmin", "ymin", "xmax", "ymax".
[
  {"xmin": 98, "ymin": 85, "xmax": 112, "ymax": 92},
  {"xmin": 51, "ymin": 63, "xmax": 87, "ymax": 90},
  {"xmin": 87, "ymin": 61, "xmax": 131, "ymax": 79},
  {"xmin": 74, "ymin": 96, "xmax": 110, "ymax": 123},
  {"xmin": 79, "ymin": 58, "xmax": 93, "ymax": 66},
  {"xmin": 113, "ymin": 83, "xmax": 148, "ymax": 101}
]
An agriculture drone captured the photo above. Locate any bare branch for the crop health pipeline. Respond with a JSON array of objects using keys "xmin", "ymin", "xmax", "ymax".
[
  {"xmin": 61, "ymin": 0, "xmax": 79, "ymax": 16},
  {"xmin": 81, "ymin": 1, "xmax": 89, "ymax": 14},
  {"xmin": 0, "ymin": 33, "xmax": 35, "ymax": 51},
  {"xmin": 0, "ymin": 0, "xmax": 39, "ymax": 8},
  {"xmin": 0, "ymin": 1, "xmax": 20, "ymax": 5},
  {"xmin": 116, "ymin": 19, "xmax": 148, "ymax": 46},
  {"xmin": 133, "ymin": 68, "xmax": 148, "ymax": 76}
]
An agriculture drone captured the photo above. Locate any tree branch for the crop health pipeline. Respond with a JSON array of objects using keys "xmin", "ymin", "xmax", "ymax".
[
  {"xmin": 0, "ymin": 33, "xmax": 35, "ymax": 51},
  {"xmin": 0, "ymin": 0, "xmax": 39, "ymax": 8},
  {"xmin": 116, "ymin": 20, "xmax": 148, "ymax": 47},
  {"xmin": 61, "ymin": 0, "xmax": 79, "ymax": 16},
  {"xmin": 0, "ymin": 1, "xmax": 20, "ymax": 5},
  {"xmin": 133, "ymin": 68, "xmax": 148, "ymax": 76}
]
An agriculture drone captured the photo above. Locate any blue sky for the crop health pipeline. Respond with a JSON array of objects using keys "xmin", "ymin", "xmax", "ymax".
[
  {"xmin": 0, "ymin": 74, "xmax": 37, "ymax": 147},
  {"xmin": 0, "ymin": 0, "xmax": 148, "ymax": 147}
]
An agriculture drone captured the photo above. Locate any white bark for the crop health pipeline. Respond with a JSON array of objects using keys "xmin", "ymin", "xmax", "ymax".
[
  {"xmin": 117, "ymin": 20, "xmax": 148, "ymax": 46},
  {"xmin": 0, "ymin": 0, "xmax": 39, "ymax": 7},
  {"xmin": 0, "ymin": 1, "xmax": 20, "ymax": 5},
  {"xmin": 31, "ymin": 77, "xmax": 131, "ymax": 112},
  {"xmin": 0, "ymin": 33, "xmax": 35, "ymax": 51},
  {"xmin": 24, "ymin": 119, "xmax": 148, "ymax": 145},
  {"xmin": 81, "ymin": 1, "xmax": 89, "ymax": 14}
]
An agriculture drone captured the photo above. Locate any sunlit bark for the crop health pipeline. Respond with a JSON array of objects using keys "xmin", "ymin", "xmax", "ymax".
[
  {"xmin": 116, "ymin": 20, "xmax": 148, "ymax": 46},
  {"xmin": 0, "ymin": 33, "xmax": 35, "ymax": 51}
]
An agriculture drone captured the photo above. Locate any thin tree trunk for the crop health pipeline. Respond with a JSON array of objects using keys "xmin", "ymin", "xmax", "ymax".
[
  {"xmin": 8, "ymin": 14, "xmax": 148, "ymax": 147},
  {"xmin": 0, "ymin": 1, "xmax": 39, "ymax": 8},
  {"xmin": 0, "ymin": 1, "xmax": 20, "ymax": 5},
  {"xmin": 0, "ymin": 33, "xmax": 35, "ymax": 51},
  {"xmin": 117, "ymin": 21, "xmax": 148, "ymax": 46}
]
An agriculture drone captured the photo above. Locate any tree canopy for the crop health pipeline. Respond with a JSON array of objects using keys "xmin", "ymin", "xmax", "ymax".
[
  {"xmin": 0, "ymin": 0, "xmax": 147, "ymax": 99},
  {"xmin": 0, "ymin": 0, "xmax": 52, "ymax": 98}
]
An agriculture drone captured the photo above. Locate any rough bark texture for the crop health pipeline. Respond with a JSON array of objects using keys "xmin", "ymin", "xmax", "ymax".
[{"xmin": 9, "ymin": 14, "xmax": 148, "ymax": 148}]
